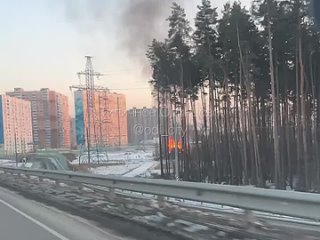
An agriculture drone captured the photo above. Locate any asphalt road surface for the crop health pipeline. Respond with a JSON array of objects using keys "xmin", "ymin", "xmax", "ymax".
[{"xmin": 0, "ymin": 186, "xmax": 132, "ymax": 240}]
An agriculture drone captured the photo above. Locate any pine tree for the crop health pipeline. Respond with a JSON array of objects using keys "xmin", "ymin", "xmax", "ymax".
[
  {"xmin": 147, "ymin": 0, "xmax": 320, "ymax": 191},
  {"xmin": 167, "ymin": 2, "xmax": 194, "ymax": 180},
  {"xmin": 193, "ymin": 0, "xmax": 219, "ymax": 182}
]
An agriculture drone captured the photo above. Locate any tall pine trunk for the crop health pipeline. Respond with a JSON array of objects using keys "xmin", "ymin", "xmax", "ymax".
[
  {"xmin": 190, "ymin": 97, "xmax": 201, "ymax": 181},
  {"xmin": 157, "ymin": 85, "xmax": 164, "ymax": 177},
  {"xmin": 298, "ymin": 14, "xmax": 309, "ymax": 190},
  {"xmin": 236, "ymin": 23, "xmax": 262, "ymax": 186},
  {"xmin": 267, "ymin": 1, "xmax": 281, "ymax": 189}
]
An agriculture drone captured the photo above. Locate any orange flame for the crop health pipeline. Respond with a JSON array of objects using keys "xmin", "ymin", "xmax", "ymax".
[{"xmin": 168, "ymin": 136, "xmax": 182, "ymax": 153}]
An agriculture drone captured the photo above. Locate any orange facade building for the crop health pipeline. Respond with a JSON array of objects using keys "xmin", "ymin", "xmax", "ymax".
[
  {"xmin": 7, "ymin": 88, "xmax": 71, "ymax": 149},
  {"xmin": 74, "ymin": 90, "xmax": 127, "ymax": 147},
  {"xmin": 0, "ymin": 95, "xmax": 33, "ymax": 154}
]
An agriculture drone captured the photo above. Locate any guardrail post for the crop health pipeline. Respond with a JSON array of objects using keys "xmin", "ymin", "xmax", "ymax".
[
  {"xmin": 55, "ymin": 180, "xmax": 60, "ymax": 187},
  {"xmin": 107, "ymin": 187, "xmax": 115, "ymax": 201},
  {"xmin": 243, "ymin": 210, "xmax": 257, "ymax": 229},
  {"xmin": 18, "ymin": 173, "xmax": 25, "ymax": 178},
  {"xmin": 77, "ymin": 184, "xmax": 83, "ymax": 191},
  {"xmin": 157, "ymin": 195, "xmax": 165, "ymax": 208}
]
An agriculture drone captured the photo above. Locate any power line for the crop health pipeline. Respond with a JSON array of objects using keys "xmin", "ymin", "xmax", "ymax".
[
  {"xmin": 108, "ymin": 87, "xmax": 150, "ymax": 91},
  {"xmin": 70, "ymin": 56, "xmax": 105, "ymax": 166}
]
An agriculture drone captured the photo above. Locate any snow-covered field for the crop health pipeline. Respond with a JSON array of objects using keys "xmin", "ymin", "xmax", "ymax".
[
  {"xmin": 91, "ymin": 163, "xmax": 141, "ymax": 175},
  {"xmin": 91, "ymin": 161, "xmax": 158, "ymax": 177},
  {"xmin": 71, "ymin": 149, "xmax": 155, "ymax": 164},
  {"xmin": 0, "ymin": 147, "xmax": 159, "ymax": 178},
  {"xmin": 123, "ymin": 161, "xmax": 157, "ymax": 177},
  {"xmin": 0, "ymin": 159, "xmax": 16, "ymax": 167},
  {"xmin": 80, "ymin": 148, "xmax": 159, "ymax": 178}
]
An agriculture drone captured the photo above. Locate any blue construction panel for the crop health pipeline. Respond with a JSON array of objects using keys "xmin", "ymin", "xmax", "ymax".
[{"xmin": 74, "ymin": 91, "xmax": 85, "ymax": 145}]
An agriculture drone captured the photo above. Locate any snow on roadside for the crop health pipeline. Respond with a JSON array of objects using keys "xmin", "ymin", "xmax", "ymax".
[
  {"xmin": 105, "ymin": 150, "xmax": 154, "ymax": 163},
  {"xmin": 91, "ymin": 163, "xmax": 141, "ymax": 175},
  {"xmin": 123, "ymin": 161, "xmax": 158, "ymax": 177},
  {"xmin": 0, "ymin": 159, "xmax": 16, "ymax": 167},
  {"xmin": 91, "ymin": 161, "xmax": 158, "ymax": 177},
  {"xmin": 89, "ymin": 148, "xmax": 158, "ymax": 177},
  {"xmin": 72, "ymin": 149, "xmax": 154, "ymax": 164},
  {"xmin": 70, "ymin": 147, "xmax": 158, "ymax": 177}
]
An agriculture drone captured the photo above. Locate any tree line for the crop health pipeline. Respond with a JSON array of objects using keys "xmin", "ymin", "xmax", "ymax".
[{"xmin": 147, "ymin": 0, "xmax": 320, "ymax": 192}]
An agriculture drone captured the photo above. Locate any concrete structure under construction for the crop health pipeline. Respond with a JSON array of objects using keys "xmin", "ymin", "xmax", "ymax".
[
  {"xmin": 7, "ymin": 88, "xmax": 71, "ymax": 149},
  {"xmin": 0, "ymin": 95, "xmax": 33, "ymax": 154},
  {"xmin": 74, "ymin": 90, "xmax": 128, "ymax": 147}
]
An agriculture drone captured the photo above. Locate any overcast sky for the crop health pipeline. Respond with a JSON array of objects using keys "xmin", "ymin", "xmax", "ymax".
[{"xmin": 0, "ymin": 0, "xmax": 252, "ymax": 114}]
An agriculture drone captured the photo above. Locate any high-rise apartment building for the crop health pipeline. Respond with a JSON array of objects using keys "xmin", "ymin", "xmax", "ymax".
[
  {"xmin": 127, "ymin": 107, "xmax": 159, "ymax": 145},
  {"xmin": 0, "ymin": 95, "xmax": 33, "ymax": 154},
  {"xmin": 7, "ymin": 88, "xmax": 71, "ymax": 149},
  {"xmin": 74, "ymin": 90, "xmax": 127, "ymax": 147}
]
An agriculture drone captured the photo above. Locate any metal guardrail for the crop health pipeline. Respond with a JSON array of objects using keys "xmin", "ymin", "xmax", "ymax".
[{"xmin": 0, "ymin": 166, "xmax": 320, "ymax": 221}]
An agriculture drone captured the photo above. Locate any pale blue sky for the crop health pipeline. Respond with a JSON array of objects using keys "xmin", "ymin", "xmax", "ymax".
[{"xmin": 0, "ymin": 0, "xmax": 252, "ymax": 114}]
